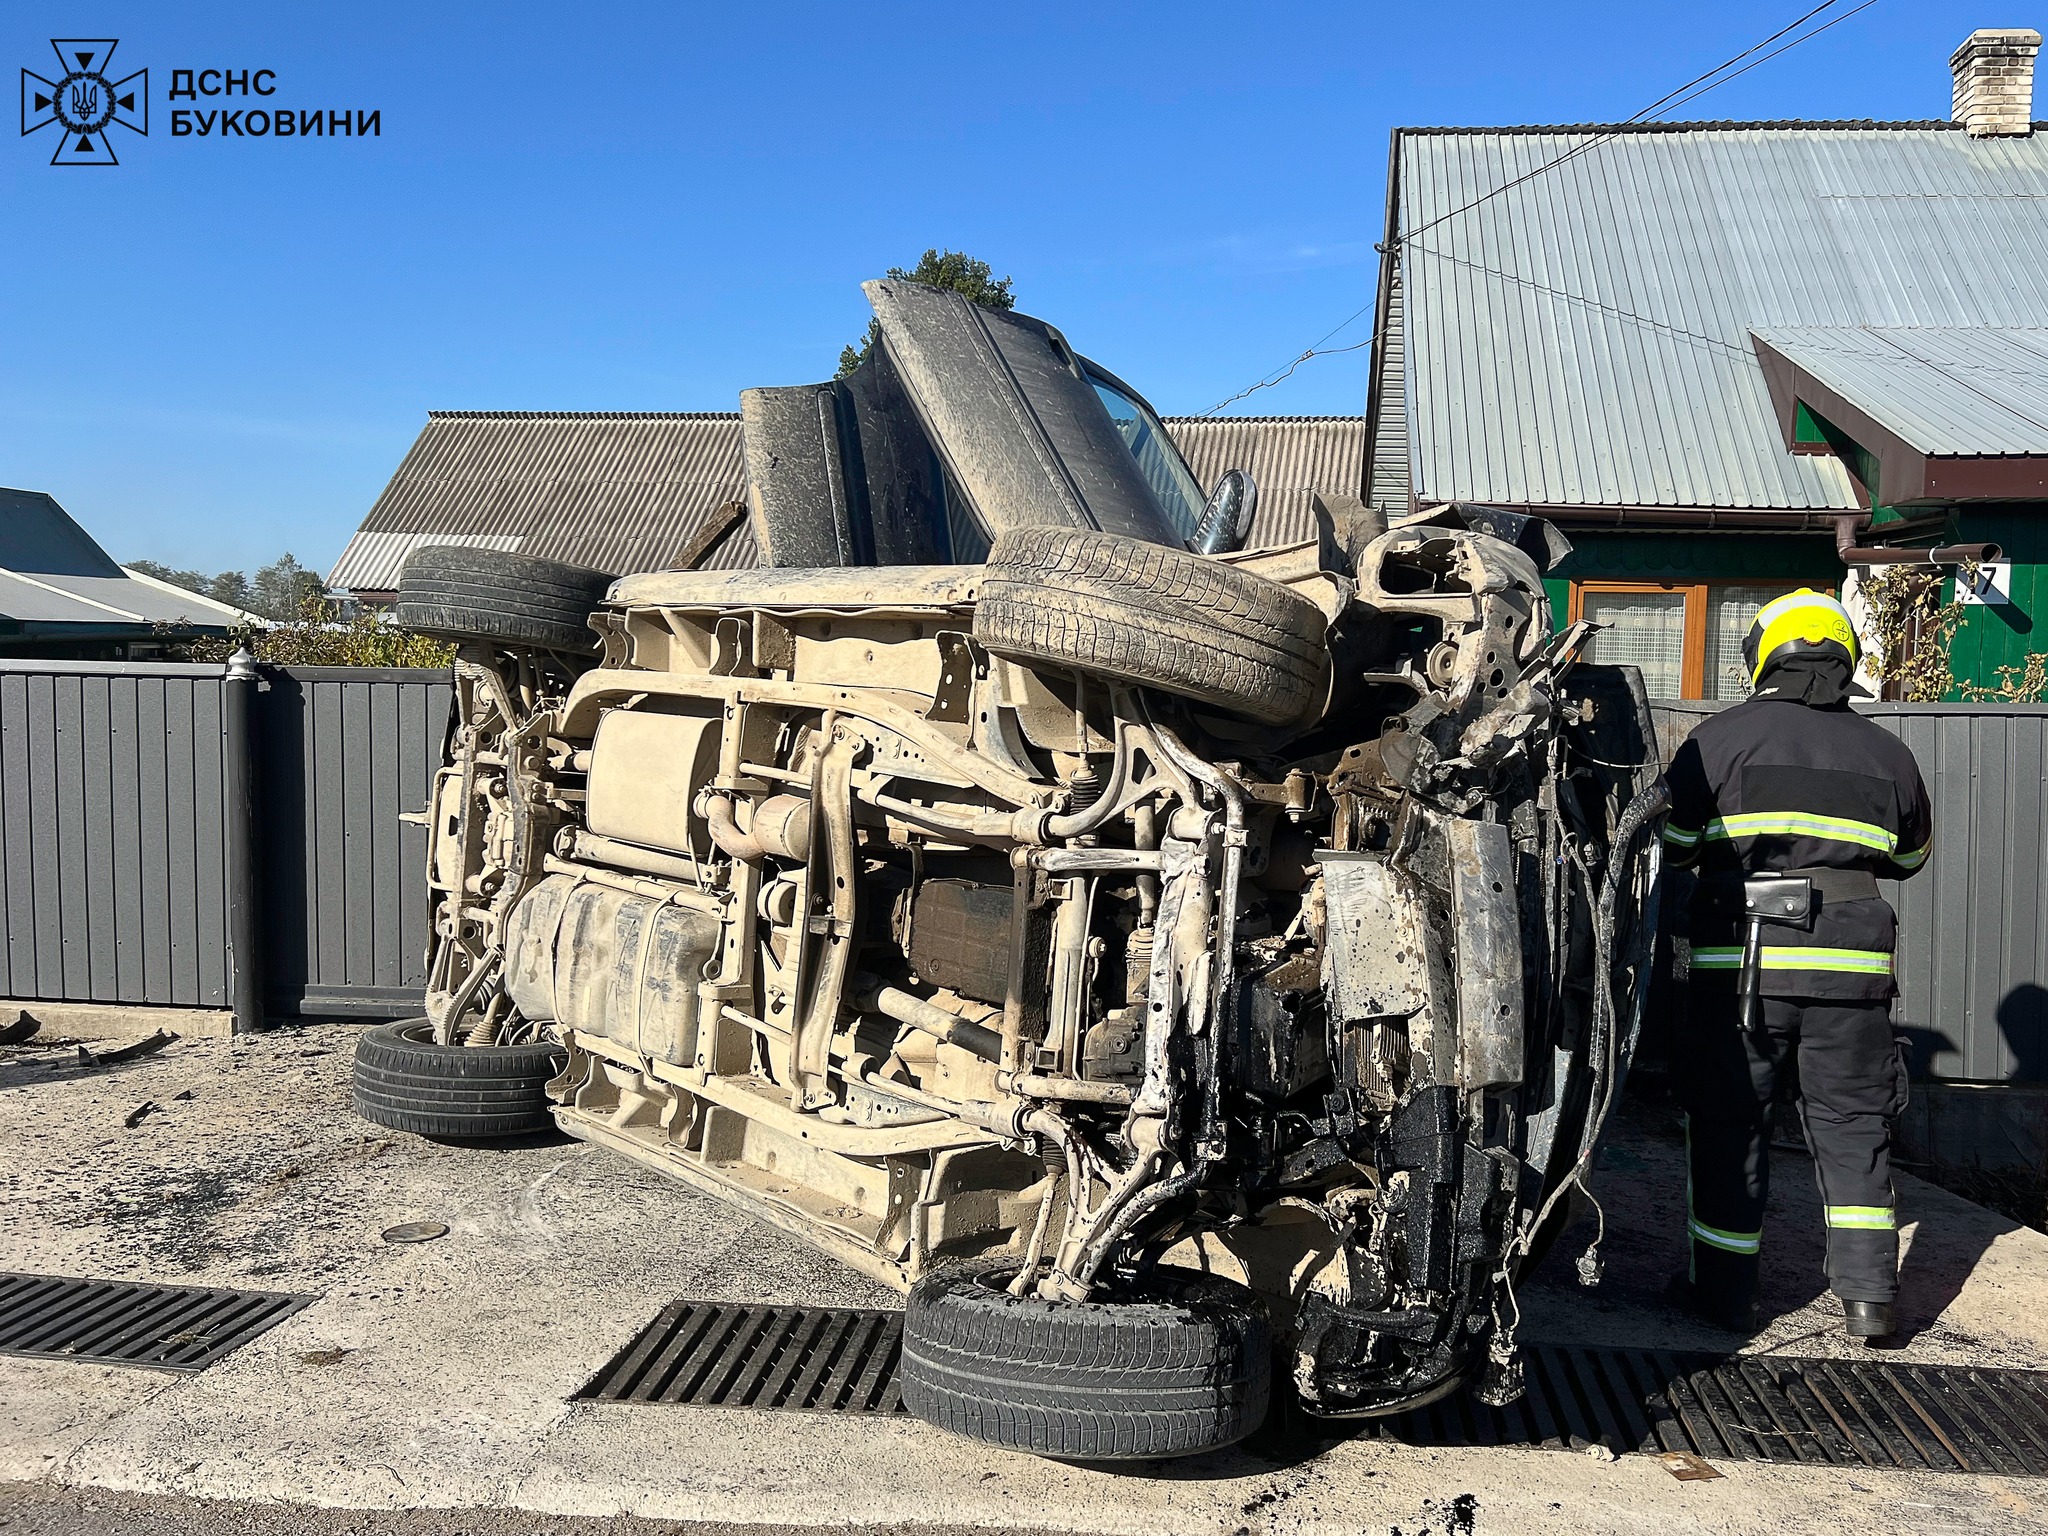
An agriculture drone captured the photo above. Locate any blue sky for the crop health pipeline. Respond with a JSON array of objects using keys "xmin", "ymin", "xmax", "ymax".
[{"xmin": 0, "ymin": 1, "xmax": 2027, "ymax": 576}]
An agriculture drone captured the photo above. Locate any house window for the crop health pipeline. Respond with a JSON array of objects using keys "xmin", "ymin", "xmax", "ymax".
[{"xmin": 1570, "ymin": 581, "xmax": 1810, "ymax": 700}]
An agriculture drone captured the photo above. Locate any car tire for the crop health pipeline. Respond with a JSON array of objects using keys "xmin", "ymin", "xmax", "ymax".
[
  {"xmin": 396, "ymin": 546, "xmax": 614, "ymax": 653},
  {"xmin": 351, "ymin": 1018, "xmax": 566, "ymax": 1139},
  {"xmin": 900, "ymin": 1261, "xmax": 1272, "ymax": 1460},
  {"xmin": 973, "ymin": 528, "xmax": 1328, "ymax": 726}
]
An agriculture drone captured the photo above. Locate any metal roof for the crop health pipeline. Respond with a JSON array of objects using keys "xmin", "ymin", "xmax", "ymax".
[
  {"xmin": 331, "ymin": 413, "xmax": 1365, "ymax": 591},
  {"xmin": 1749, "ymin": 326, "xmax": 2048, "ymax": 456},
  {"xmin": 328, "ymin": 412, "xmax": 748, "ymax": 593},
  {"xmin": 0, "ymin": 487, "xmax": 259, "ymax": 633},
  {"xmin": 0, "ymin": 569, "xmax": 246, "ymax": 627},
  {"xmin": 1381, "ymin": 122, "xmax": 2048, "ymax": 511},
  {"xmin": 0, "ymin": 487, "xmax": 124, "ymax": 576}
]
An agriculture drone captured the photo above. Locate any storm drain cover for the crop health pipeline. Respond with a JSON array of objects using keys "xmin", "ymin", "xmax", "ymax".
[
  {"xmin": 585, "ymin": 1304, "xmax": 2048, "ymax": 1476},
  {"xmin": 1376, "ymin": 1342, "xmax": 2048, "ymax": 1476},
  {"xmin": 0, "ymin": 1271, "xmax": 314, "ymax": 1373},
  {"xmin": 579, "ymin": 1301, "xmax": 904, "ymax": 1413}
]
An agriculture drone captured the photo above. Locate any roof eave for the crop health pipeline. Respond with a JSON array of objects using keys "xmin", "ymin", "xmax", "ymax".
[{"xmin": 1750, "ymin": 333, "xmax": 2048, "ymax": 504}]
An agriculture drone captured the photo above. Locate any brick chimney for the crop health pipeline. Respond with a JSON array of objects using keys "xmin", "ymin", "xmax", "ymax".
[{"xmin": 1951, "ymin": 28, "xmax": 2041, "ymax": 136}]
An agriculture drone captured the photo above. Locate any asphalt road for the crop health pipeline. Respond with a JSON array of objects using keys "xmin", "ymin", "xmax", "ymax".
[
  {"xmin": 0, "ymin": 1484, "xmax": 1076, "ymax": 1536},
  {"xmin": 4, "ymin": 1023, "xmax": 2044, "ymax": 1535}
]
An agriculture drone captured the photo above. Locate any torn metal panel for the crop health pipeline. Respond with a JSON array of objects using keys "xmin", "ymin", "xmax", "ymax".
[{"xmin": 1447, "ymin": 818, "xmax": 1524, "ymax": 1090}]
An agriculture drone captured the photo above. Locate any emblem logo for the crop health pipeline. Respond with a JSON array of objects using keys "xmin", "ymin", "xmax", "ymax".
[{"xmin": 21, "ymin": 39, "xmax": 147, "ymax": 166}]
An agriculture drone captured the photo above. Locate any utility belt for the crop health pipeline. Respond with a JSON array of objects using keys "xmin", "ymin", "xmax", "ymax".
[
  {"xmin": 1696, "ymin": 868, "xmax": 1884, "ymax": 1035},
  {"xmin": 1696, "ymin": 868, "xmax": 1881, "ymax": 906}
]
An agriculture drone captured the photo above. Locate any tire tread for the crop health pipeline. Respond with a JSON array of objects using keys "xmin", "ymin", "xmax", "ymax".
[
  {"xmin": 973, "ymin": 529, "xmax": 1326, "ymax": 726},
  {"xmin": 900, "ymin": 1262, "xmax": 1270, "ymax": 1460},
  {"xmin": 351, "ymin": 1018, "xmax": 564, "ymax": 1139}
]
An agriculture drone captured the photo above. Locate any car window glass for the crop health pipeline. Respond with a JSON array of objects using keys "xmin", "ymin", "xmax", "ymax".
[{"xmin": 1088, "ymin": 376, "xmax": 1205, "ymax": 543}]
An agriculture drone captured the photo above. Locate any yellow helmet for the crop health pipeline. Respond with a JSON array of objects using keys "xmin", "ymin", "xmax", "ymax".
[{"xmin": 1743, "ymin": 589, "xmax": 1858, "ymax": 686}]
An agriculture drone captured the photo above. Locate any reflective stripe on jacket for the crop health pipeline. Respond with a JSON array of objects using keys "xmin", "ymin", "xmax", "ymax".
[{"xmin": 1662, "ymin": 695, "xmax": 1932, "ymax": 1000}]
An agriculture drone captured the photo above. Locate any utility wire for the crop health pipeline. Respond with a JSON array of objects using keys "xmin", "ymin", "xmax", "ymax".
[
  {"xmin": 1396, "ymin": 0, "xmax": 1863, "ymax": 252},
  {"xmin": 1198, "ymin": 0, "xmax": 1879, "ymax": 416},
  {"xmin": 1638, "ymin": 0, "xmax": 1880, "ymax": 119},
  {"xmin": 1199, "ymin": 303, "xmax": 1377, "ymax": 415}
]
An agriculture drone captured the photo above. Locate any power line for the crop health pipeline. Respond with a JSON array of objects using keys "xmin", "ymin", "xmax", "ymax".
[
  {"xmin": 1400, "ymin": 242, "xmax": 1754, "ymax": 359},
  {"xmin": 1199, "ymin": 302, "xmax": 1376, "ymax": 416},
  {"xmin": 1199, "ymin": 0, "xmax": 1881, "ymax": 415},
  {"xmin": 1642, "ymin": 0, "xmax": 1880, "ymax": 121},
  {"xmin": 1396, "ymin": 0, "xmax": 1864, "ymax": 252}
]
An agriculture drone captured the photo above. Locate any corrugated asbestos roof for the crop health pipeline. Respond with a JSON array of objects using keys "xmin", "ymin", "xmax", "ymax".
[
  {"xmin": 1386, "ymin": 122, "xmax": 2048, "ymax": 511},
  {"xmin": 1750, "ymin": 326, "xmax": 2048, "ymax": 456},
  {"xmin": 1162, "ymin": 417, "xmax": 1366, "ymax": 547},
  {"xmin": 330, "ymin": 412, "xmax": 1365, "ymax": 591},
  {"xmin": 328, "ymin": 412, "xmax": 748, "ymax": 593}
]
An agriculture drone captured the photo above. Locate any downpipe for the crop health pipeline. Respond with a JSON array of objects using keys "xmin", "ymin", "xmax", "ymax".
[{"xmin": 1834, "ymin": 514, "xmax": 1998, "ymax": 567}]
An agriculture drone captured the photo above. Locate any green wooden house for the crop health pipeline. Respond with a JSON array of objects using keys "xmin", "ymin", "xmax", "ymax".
[{"xmin": 1362, "ymin": 30, "xmax": 2048, "ymax": 700}]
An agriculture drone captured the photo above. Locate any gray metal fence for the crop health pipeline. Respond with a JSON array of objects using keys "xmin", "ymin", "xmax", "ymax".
[
  {"xmin": 0, "ymin": 659, "xmax": 450, "ymax": 1023},
  {"xmin": 256, "ymin": 667, "xmax": 450, "ymax": 1017},
  {"xmin": 0, "ymin": 662, "xmax": 234, "ymax": 1007},
  {"xmin": 3, "ymin": 659, "xmax": 2042, "ymax": 1079},
  {"xmin": 1654, "ymin": 701, "xmax": 2048, "ymax": 1084}
]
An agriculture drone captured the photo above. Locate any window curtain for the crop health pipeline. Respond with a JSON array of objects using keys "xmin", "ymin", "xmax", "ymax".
[
  {"xmin": 1580, "ymin": 590, "xmax": 1687, "ymax": 699},
  {"xmin": 1703, "ymin": 585, "xmax": 1782, "ymax": 700}
]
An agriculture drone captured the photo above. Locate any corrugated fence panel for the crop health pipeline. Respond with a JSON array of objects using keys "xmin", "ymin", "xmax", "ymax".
[
  {"xmin": 1654, "ymin": 701, "xmax": 2048, "ymax": 1083},
  {"xmin": 0, "ymin": 662, "xmax": 233, "ymax": 1007},
  {"xmin": 3, "ymin": 658, "xmax": 2041, "ymax": 1073},
  {"xmin": 257, "ymin": 668, "xmax": 451, "ymax": 1017}
]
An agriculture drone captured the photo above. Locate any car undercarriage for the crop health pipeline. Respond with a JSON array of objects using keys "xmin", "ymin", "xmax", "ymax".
[{"xmin": 358, "ymin": 278, "xmax": 1664, "ymax": 1459}]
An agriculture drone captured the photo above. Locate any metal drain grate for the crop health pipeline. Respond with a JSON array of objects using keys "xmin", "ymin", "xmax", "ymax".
[
  {"xmin": 0, "ymin": 1271, "xmax": 314, "ymax": 1373},
  {"xmin": 586, "ymin": 1303, "xmax": 2048, "ymax": 1476},
  {"xmin": 1374, "ymin": 1343, "xmax": 2048, "ymax": 1477},
  {"xmin": 580, "ymin": 1302, "xmax": 905, "ymax": 1413}
]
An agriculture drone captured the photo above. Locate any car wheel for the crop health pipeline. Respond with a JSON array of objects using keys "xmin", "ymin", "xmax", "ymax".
[
  {"xmin": 901, "ymin": 1261, "xmax": 1272, "ymax": 1460},
  {"xmin": 351, "ymin": 1018, "xmax": 566, "ymax": 1139},
  {"xmin": 973, "ymin": 528, "xmax": 1328, "ymax": 726},
  {"xmin": 396, "ymin": 546, "xmax": 613, "ymax": 653}
]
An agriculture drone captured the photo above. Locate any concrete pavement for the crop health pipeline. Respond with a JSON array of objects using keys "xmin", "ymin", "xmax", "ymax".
[{"xmin": 1, "ymin": 1020, "xmax": 2044, "ymax": 1534}]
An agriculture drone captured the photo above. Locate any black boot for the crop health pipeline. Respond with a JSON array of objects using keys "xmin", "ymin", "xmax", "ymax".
[
  {"xmin": 1842, "ymin": 1299, "xmax": 1895, "ymax": 1342},
  {"xmin": 1666, "ymin": 1272, "xmax": 1760, "ymax": 1337}
]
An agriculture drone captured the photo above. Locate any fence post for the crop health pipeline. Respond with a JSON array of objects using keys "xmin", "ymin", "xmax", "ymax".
[{"xmin": 222, "ymin": 646, "xmax": 265, "ymax": 1033}]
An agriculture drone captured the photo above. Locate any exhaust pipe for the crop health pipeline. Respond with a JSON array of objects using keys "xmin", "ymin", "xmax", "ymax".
[{"xmin": 1835, "ymin": 515, "xmax": 1999, "ymax": 566}]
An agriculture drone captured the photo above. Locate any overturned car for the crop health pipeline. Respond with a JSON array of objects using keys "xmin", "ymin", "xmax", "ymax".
[{"xmin": 354, "ymin": 278, "xmax": 1665, "ymax": 1459}]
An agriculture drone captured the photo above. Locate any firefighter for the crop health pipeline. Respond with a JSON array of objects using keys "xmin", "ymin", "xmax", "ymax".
[{"xmin": 1661, "ymin": 589, "xmax": 1932, "ymax": 1341}]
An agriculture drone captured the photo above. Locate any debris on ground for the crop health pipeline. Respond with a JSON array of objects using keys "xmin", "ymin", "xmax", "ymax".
[
  {"xmin": 381, "ymin": 1221, "xmax": 450, "ymax": 1244},
  {"xmin": 123, "ymin": 1101, "xmax": 160, "ymax": 1130},
  {"xmin": 0, "ymin": 1011, "xmax": 39, "ymax": 1046},
  {"xmin": 75, "ymin": 1031, "xmax": 180, "ymax": 1071},
  {"xmin": 1657, "ymin": 1450, "xmax": 1724, "ymax": 1481},
  {"xmin": 94, "ymin": 1030, "xmax": 179, "ymax": 1065}
]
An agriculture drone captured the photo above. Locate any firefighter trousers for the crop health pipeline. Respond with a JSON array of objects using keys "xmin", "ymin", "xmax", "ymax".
[{"xmin": 1676, "ymin": 992, "xmax": 1908, "ymax": 1306}]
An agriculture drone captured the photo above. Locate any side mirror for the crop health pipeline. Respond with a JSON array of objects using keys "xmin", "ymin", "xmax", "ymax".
[{"xmin": 1193, "ymin": 468, "xmax": 1258, "ymax": 556}]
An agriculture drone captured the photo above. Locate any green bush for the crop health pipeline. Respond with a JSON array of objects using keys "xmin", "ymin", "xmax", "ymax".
[{"xmin": 182, "ymin": 596, "xmax": 455, "ymax": 668}]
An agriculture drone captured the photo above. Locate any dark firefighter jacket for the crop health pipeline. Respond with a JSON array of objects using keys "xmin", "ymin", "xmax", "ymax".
[{"xmin": 1662, "ymin": 657, "xmax": 1933, "ymax": 1000}]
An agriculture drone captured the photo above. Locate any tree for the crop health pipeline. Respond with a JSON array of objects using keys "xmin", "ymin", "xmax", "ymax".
[
  {"xmin": 836, "ymin": 248, "xmax": 1016, "ymax": 378},
  {"xmin": 127, "ymin": 558, "xmax": 214, "ymax": 595},
  {"xmin": 250, "ymin": 555, "xmax": 325, "ymax": 621},
  {"xmin": 125, "ymin": 552, "xmax": 327, "ymax": 620},
  {"xmin": 211, "ymin": 570, "xmax": 256, "ymax": 612}
]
